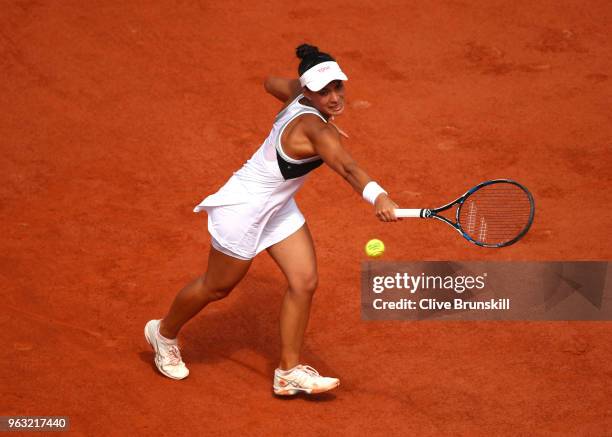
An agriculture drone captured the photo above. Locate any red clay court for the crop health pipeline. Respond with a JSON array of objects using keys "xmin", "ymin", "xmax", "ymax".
[{"xmin": 2, "ymin": 1, "xmax": 611, "ymax": 435}]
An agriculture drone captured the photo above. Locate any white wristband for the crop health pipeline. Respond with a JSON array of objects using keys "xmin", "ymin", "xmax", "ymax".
[{"xmin": 362, "ymin": 181, "xmax": 387, "ymax": 205}]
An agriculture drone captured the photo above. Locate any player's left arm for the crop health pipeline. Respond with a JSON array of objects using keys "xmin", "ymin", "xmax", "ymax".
[
  {"xmin": 308, "ymin": 123, "xmax": 398, "ymax": 222},
  {"xmin": 263, "ymin": 77, "xmax": 302, "ymax": 103}
]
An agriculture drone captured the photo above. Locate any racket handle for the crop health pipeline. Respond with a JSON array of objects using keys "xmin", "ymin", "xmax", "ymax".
[{"xmin": 395, "ymin": 208, "xmax": 425, "ymax": 218}]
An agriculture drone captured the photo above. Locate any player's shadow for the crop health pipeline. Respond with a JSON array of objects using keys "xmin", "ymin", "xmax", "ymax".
[{"xmin": 271, "ymin": 392, "xmax": 337, "ymax": 402}]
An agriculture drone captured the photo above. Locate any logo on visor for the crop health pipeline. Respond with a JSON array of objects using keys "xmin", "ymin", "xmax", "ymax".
[{"xmin": 317, "ymin": 66, "xmax": 331, "ymax": 73}]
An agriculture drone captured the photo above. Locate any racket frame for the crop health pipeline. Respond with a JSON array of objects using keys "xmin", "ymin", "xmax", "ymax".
[{"xmin": 395, "ymin": 179, "xmax": 535, "ymax": 248}]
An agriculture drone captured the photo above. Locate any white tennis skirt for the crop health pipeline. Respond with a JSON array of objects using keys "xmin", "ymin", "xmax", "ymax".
[{"xmin": 195, "ymin": 196, "xmax": 305, "ymax": 260}]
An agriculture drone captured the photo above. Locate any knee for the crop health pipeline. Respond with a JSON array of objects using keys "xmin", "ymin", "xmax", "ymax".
[
  {"xmin": 200, "ymin": 274, "xmax": 234, "ymax": 302},
  {"xmin": 288, "ymin": 271, "xmax": 318, "ymax": 297},
  {"xmin": 207, "ymin": 286, "xmax": 234, "ymax": 302}
]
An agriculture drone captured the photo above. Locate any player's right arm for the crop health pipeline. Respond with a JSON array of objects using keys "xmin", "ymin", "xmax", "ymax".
[{"xmin": 306, "ymin": 121, "xmax": 398, "ymax": 222}]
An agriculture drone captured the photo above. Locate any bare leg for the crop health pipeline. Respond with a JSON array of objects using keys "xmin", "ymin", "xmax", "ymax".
[
  {"xmin": 266, "ymin": 224, "xmax": 318, "ymax": 370},
  {"xmin": 159, "ymin": 247, "xmax": 252, "ymax": 339}
]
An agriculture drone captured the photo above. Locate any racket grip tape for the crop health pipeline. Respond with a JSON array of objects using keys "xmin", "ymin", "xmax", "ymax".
[{"xmin": 394, "ymin": 209, "xmax": 425, "ymax": 218}]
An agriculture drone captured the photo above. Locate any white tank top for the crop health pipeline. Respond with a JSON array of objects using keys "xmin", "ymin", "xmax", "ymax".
[{"xmin": 194, "ymin": 94, "xmax": 326, "ymax": 213}]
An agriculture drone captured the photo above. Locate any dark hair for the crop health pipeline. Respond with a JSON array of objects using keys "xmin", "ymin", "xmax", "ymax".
[{"xmin": 296, "ymin": 43, "xmax": 335, "ymax": 76}]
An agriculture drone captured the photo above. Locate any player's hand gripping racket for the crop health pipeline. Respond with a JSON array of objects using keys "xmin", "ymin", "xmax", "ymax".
[{"xmin": 395, "ymin": 179, "xmax": 535, "ymax": 248}]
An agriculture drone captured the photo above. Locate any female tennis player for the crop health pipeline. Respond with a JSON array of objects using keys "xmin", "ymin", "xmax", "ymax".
[{"xmin": 145, "ymin": 44, "xmax": 399, "ymax": 395}]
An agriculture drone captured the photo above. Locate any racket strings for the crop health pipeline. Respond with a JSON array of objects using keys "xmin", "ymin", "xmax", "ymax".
[{"xmin": 458, "ymin": 185, "xmax": 533, "ymax": 245}]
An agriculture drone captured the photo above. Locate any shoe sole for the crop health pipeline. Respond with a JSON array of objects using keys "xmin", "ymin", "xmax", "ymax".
[
  {"xmin": 144, "ymin": 321, "xmax": 189, "ymax": 380},
  {"xmin": 273, "ymin": 380, "xmax": 340, "ymax": 396}
]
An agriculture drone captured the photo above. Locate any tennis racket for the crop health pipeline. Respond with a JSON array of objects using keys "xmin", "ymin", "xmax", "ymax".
[{"xmin": 395, "ymin": 179, "xmax": 535, "ymax": 248}]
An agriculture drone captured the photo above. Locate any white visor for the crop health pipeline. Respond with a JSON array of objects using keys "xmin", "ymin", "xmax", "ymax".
[{"xmin": 299, "ymin": 61, "xmax": 348, "ymax": 92}]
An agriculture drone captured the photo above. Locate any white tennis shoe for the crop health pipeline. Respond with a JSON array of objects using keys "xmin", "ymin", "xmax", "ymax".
[
  {"xmin": 144, "ymin": 319, "xmax": 189, "ymax": 380},
  {"xmin": 273, "ymin": 365, "xmax": 340, "ymax": 395}
]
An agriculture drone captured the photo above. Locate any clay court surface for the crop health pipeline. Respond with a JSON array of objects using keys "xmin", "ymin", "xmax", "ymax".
[{"xmin": 2, "ymin": 1, "xmax": 611, "ymax": 435}]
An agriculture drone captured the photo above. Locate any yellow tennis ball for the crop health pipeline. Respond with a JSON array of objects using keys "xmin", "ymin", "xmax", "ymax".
[{"xmin": 365, "ymin": 239, "xmax": 385, "ymax": 258}]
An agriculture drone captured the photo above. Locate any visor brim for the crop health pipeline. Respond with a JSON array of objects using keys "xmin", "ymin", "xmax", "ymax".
[{"xmin": 305, "ymin": 73, "xmax": 348, "ymax": 92}]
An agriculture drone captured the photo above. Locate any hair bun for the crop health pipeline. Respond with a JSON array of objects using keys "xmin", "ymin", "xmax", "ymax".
[{"xmin": 296, "ymin": 44, "xmax": 319, "ymax": 60}]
